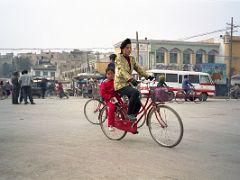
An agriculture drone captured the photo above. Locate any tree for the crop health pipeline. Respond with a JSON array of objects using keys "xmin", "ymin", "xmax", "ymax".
[
  {"xmin": 2, "ymin": 63, "xmax": 13, "ymax": 77},
  {"xmin": 15, "ymin": 57, "xmax": 32, "ymax": 72}
]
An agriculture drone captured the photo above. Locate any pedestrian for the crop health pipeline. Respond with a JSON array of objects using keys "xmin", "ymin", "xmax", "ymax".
[
  {"xmin": 19, "ymin": 70, "xmax": 35, "ymax": 105},
  {"xmin": 57, "ymin": 82, "xmax": 68, "ymax": 99},
  {"xmin": 0, "ymin": 81, "xmax": 4, "ymax": 99},
  {"xmin": 4, "ymin": 81, "xmax": 12, "ymax": 97},
  {"xmin": 11, "ymin": 71, "xmax": 20, "ymax": 104},
  {"xmin": 108, "ymin": 54, "xmax": 117, "ymax": 69},
  {"xmin": 40, "ymin": 78, "xmax": 47, "ymax": 99}
]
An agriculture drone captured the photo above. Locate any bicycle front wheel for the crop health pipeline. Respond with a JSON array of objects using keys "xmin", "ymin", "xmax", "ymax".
[
  {"xmin": 192, "ymin": 92, "xmax": 203, "ymax": 104},
  {"xmin": 84, "ymin": 98, "xmax": 103, "ymax": 124},
  {"xmin": 99, "ymin": 106, "xmax": 127, "ymax": 140},
  {"xmin": 148, "ymin": 104, "xmax": 183, "ymax": 148}
]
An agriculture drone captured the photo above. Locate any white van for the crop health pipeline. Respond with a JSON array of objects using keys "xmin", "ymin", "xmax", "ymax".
[{"xmin": 139, "ymin": 69, "xmax": 216, "ymax": 101}]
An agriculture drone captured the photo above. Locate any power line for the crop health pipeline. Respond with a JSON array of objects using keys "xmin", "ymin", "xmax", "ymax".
[{"xmin": 178, "ymin": 26, "xmax": 239, "ymax": 41}]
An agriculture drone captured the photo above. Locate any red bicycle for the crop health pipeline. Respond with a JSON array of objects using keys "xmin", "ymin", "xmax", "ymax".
[{"xmin": 98, "ymin": 83, "xmax": 184, "ymax": 148}]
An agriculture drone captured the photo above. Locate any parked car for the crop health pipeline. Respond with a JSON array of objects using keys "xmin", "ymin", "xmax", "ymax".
[{"xmin": 31, "ymin": 82, "xmax": 41, "ymax": 98}]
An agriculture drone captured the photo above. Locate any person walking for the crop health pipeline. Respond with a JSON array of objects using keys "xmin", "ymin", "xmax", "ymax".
[
  {"xmin": 40, "ymin": 78, "xmax": 47, "ymax": 99},
  {"xmin": 19, "ymin": 70, "xmax": 35, "ymax": 105},
  {"xmin": 11, "ymin": 71, "xmax": 20, "ymax": 104}
]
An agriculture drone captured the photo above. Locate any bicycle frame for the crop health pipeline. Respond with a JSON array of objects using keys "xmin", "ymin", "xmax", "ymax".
[{"xmin": 116, "ymin": 87, "xmax": 168, "ymax": 130}]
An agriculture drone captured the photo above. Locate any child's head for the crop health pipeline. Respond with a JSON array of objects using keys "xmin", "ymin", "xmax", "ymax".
[
  {"xmin": 160, "ymin": 76, "xmax": 165, "ymax": 82},
  {"xmin": 105, "ymin": 67, "xmax": 115, "ymax": 80}
]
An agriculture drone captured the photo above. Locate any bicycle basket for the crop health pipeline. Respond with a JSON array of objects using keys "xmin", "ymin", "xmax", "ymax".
[{"xmin": 151, "ymin": 87, "xmax": 169, "ymax": 102}]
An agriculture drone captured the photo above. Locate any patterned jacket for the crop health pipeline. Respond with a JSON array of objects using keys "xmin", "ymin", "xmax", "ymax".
[{"xmin": 114, "ymin": 54, "xmax": 148, "ymax": 91}]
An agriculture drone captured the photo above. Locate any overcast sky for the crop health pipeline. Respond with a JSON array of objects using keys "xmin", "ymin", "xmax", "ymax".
[{"xmin": 0, "ymin": 0, "xmax": 239, "ymax": 48}]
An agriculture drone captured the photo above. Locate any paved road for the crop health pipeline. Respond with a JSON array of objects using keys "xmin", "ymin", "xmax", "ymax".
[{"xmin": 0, "ymin": 97, "xmax": 240, "ymax": 180}]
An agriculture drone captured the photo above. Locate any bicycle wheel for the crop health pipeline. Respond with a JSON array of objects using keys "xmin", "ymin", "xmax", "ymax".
[
  {"xmin": 224, "ymin": 92, "xmax": 231, "ymax": 101},
  {"xmin": 84, "ymin": 98, "xmax": 103, "ymax": 124},
  {"xmin": 192, "ymin": 92, "xmax": 203, "ymax": 104},
  {"xmin": 147, "ymin": 104, "xmax": 183, "ymax": 148},
  {"xmin": 168, "ymin": 91, "xmax": 175, "ymax": 102},
  {"xmin": 99, "ymin": 106, "xmax": 127, "ymax": 140},
  {"xmin": 175, "ymin": 91, "xmax": 185, "ymax": 104}
]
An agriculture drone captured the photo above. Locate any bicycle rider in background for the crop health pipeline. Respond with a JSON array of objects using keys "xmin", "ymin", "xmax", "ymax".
[
  {"xmin": 157, "ymin": 75, "xmax": 168, "ymax": 88},
  {"xmin": 182, "ymin": 75, "xmax": 194, "ymax": 101}
]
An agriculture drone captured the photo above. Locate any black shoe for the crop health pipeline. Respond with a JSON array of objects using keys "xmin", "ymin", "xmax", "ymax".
[
  {"xmin": 127, "ymin": 114, "xmax": 137, "ymax": 121},
  {"xmin": 31, "ymin": 102, "xmax": 36, "ymax": 105},
  {"xmin": 24, "ymin": 102, "xmax": 29, "ymax": 105}
]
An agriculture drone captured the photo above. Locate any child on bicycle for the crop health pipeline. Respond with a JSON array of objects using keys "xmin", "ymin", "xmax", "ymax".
[
  {"xmin": 100, "ymin": 67, "xmax": 119, "ymax": 132},
  {"xmin": 157, "ymin": 76, "xmax": 168, "ymax": 88}
]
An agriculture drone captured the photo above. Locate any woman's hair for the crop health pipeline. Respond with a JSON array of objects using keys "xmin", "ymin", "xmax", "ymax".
[
  {"xmin": 105, "ymin": 67, "xmax": 115, "ymax": 74},
  {"xmin": 120, "ymin": 38, "xmax": 131, "ymax": 50}
]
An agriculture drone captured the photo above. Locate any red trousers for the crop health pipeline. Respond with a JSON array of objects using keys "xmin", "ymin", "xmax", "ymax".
[{"xmin": 107, "ymin": 101, "xmax": 115, "ymax": 127}]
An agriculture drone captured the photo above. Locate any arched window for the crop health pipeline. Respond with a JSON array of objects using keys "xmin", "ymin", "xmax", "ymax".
[
  {"xmin": 196, "ymin": 49, "xmax": 206, "ymax": 64},
  {"xmin": 208, "ymin": 50, "xmax": 218, "ymax": 63},
  {"xmin": 183, "ymin": 49, "xmax": 193, "ymax": 64},
  {"xmin": 170, "ymin": 48, "xmax": 180, "ymax": 64},
  {"xmin": 156, "ymin": 48, "xmax": 167, "ymax": 64}
]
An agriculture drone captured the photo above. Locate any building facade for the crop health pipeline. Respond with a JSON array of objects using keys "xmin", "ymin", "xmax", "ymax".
[{"xmin": 114, "ymin": 39, "xmax": 220, "ymax": 71}]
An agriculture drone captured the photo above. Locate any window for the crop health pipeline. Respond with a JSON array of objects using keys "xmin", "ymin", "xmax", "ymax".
[
  {"xmin": 156, "ymin": 50, "xmax": 165, "ymax": 63},
  {"xmin": 43, "ymin": 71, "xmax": 48, "ymax": 76},
  {"xmin": 50, "ymin": 72, "xmax": 55, "ymax": 77},
  {"xmin": 196, "ymin": 54, "xmax": 203, "ymax": 64},
  {"xmin": 183, "ymin": 49, "xmax": 192, "ymax": 64},
  {"xmin": 189, "ymin": 75, "xmax": 199, "ymax": 83},
  {"xmin": 170, "ymin": 52, "xmax": 177, "ymax": 64},
  {"xmin": 208, "ymin": 50, "xmax": 217, "ymax": 63},
  {"xmin": 200, "ymin": 75, "xmax": 211, "ymax": 84},
  {"xmin": 208, "ymin": 55, "xmax": 215, "ymax": 63},
  {"xmin": 179, "ymin": 75, "xmax": 182, "ymax": 83},
  {"xmin": 166, "ymin": 74, "xmax": 178, "ymax": 82},
  {"xmin": 183, "ymin": 53, "xmax": 190, "ymax": 64},
  {"xmin": 35, "ymin": 71, "xmax": 40, "ymax": 76},
  {"xmin": 196, "ymin": 50, "xmax": 205, "ymax": 64}
]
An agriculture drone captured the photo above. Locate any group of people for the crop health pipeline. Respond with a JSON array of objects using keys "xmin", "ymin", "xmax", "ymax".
[
  {"xmin": 100, "ymin": 38, "xmax": 154, "ymax": 131},
  {"xmin": 11, "ymin": 70, "xmax": 35, "ymax": 105}
]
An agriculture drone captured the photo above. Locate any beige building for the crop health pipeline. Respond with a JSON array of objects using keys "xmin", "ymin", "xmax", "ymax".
[{"xmin": 224, "ymin": 35, "xmax": 240, "ymax": 77}]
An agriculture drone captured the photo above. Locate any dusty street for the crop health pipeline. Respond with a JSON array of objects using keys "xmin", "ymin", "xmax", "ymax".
[{"xmin": 0, "ymin": 97, "xmax": 240, "ymax": 180}]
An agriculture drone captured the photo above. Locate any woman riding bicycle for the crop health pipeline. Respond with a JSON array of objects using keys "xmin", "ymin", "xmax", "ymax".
[{"xmin": 114, "ymin": 38, "xmax": 154, "ymax": 121}]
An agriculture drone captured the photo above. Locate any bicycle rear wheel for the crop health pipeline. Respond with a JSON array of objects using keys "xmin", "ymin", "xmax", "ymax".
[
  {"xmin": 225, "ymin": 92, "xmax": 231, "ymax": 101},
  {"xmin": 175, "ymin": 91, "xmax": 185, "ymax": 104},
  {"xmin": 99, "ymin": 106, "xmax": 127, "ymax": 140},
  {"xmin": 148, "ymin": 104, "xmax": 183, "ymax": 148},
  {"xmin": 84, "ymin": 98, "xmax": 103, "ymax": 124}
]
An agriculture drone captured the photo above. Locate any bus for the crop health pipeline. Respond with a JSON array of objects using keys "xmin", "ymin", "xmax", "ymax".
[{"xmin": 139, "ymin": 69, "xmax": 215, "ymax": 101}]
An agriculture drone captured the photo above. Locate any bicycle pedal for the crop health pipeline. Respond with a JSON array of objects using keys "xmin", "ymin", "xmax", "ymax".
[{"xmin": 132, "ymin": 131, "xmax": 138, "ymax": 134}]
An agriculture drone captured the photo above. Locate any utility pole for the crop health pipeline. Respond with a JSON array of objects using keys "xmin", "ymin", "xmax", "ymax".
[
  {"xmin": 136, "ymin": 31, "xmax": 139, "ymax": 63},
  {"xmin": 228, "ymin": 17, "xmax": 233, "ymax": 90}
]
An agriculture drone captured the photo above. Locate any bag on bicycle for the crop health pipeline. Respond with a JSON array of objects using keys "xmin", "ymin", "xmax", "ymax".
[{"xmin": 152, "ymin": 87, "xmax": 169, "ymax": 102}]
